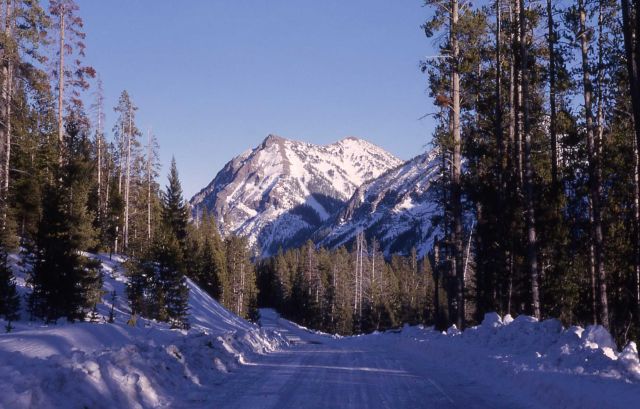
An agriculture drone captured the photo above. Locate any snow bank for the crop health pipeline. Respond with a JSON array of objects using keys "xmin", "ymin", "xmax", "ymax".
[
  {"xmin": 405, "ymin": 313, "xmax": 640, "ymax": 381},
  {"xmin": 0, "ymin": 253, "xmax": 287, "ymax": 409},
  {"xmin": 398, "ymin": 313, "xmax": 640, "ymax": 409}
]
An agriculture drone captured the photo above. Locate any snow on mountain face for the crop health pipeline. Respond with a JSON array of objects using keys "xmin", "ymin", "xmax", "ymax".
[
  {"xmin": 190, "ymin": 134, "xmax": 402, "ymax": 256},
  {"xmin": 316, "ymin": 148, "xmax": 441, "ymax": 258}
]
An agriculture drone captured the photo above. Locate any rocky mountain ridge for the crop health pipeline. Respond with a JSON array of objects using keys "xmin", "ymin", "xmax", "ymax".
[{"xmin": 190, "ymin": 134, "xmax": 404, "ymax": 256}]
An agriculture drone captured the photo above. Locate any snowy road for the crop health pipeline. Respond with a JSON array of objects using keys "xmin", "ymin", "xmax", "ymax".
[{"xmin": 207, "ymin": 312, "xmax": 539, "ymax": 409}]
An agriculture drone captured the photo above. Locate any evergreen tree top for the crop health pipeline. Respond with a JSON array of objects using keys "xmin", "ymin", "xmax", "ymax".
[{"xmin": 165, "ymin": 157, "xmax": 184, "ymax": 202}]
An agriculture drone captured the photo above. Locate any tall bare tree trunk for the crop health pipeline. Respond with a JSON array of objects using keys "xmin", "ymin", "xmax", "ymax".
[
  {"xmin": 123, "ymin": 106, "xmax": 132, "ymax": 250},
  {"xmin": 494, "ymin": 0, "xmax": 509, "ymax": 312},
  {"xmin": 579, "ymin": 0, "xmax": 609, "ymax": 328},
  {"xmin": 451, "ymin": 0, "xmax": 465, "ymax": 328},
  {"xmin": 519, "ymin": 0, "xmax": 540, "ymax": 319},
  {"xmin": 96, "ymin": 105, "xmax": 102, "ymax": 225},
  {"xmin": 508, "ymin": 2, "xmax": 516, "ymax": 174},
  {"xmin": 1, "ymin": 0, "xmax": 12, "ymax": 230},
  {"xmin": 496, "ymin": 0, "xmax": 504, "ymax": 174},
  {"xmin": 354, "ymin": 233, "xmax": 359, "ymax": 316},
  {"xmin": 359, "ymin": 233, "xmax": 364, "ymax": 319},
  {"xmin": 514, "ymin": 0, "xmax": 524, "ymax": 189},
  {"xmin": 547, "ymin": 0, "xmax": 558, "ymax": 185},
  {"xmin": 146, "ymin": 129, "xmax": 152, "ymax": 242},
  {"xmin": 588, "ymin": 201, "xmax": 598, "ymax": 324},
  {"xmin": 57, "ymin": 5, "xmax": 65, "ymax": 161}
]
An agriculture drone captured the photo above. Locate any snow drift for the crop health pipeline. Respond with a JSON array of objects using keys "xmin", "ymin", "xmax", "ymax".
[{"xmin": 395, "ymin": 313, "xmax": 640, "ymax": 409}]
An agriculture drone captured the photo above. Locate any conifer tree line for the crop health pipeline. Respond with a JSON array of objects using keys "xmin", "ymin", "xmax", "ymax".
[
  {"xmin": 0, "ymin": 0, "xmax": 257, "ymax": 329},
  {"xmin": 257, "ymin": 237, "xmax": 438, "ymax": 335},
  {"xmin": 417, "ymin": 0, "xmax": 640, "ymax": 344}
]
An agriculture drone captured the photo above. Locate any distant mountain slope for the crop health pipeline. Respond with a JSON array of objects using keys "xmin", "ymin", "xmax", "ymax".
[
  {"xmin": 190, "ymin": 134, "xmax": 402, "ymax": 256},
  {"xmin": 315, "ymin": 149, "xmax": 441, "ymax": 258}
]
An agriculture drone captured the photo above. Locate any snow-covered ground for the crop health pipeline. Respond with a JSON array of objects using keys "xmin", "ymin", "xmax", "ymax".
[
  {"xmin": 0, "ymin": 254, "xmax": 286, "ymax": 409},
  {"xmin": 209, "ymin": 311, "xmax": 640, "ymax": 409},
  {"xmin": 1, "ymin": 254, "xmax": 639, "ymax": 408}
]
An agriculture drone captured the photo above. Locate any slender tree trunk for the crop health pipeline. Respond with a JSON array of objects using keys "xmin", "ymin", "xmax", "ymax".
[
  {"xmin": 514, "ymin": 0, "xmax": 524, "ymax": 189},
  {"xmin": 97, "ymin": 106, "xmax": 102, "ymax": 224},
  {"xmin": 124, "ymin": 106, "xmax": 132, "ymax": 250},
  {"xmin": 519, "ymin": 0, "xmax": 540, "ymax": 319},
  {"xmin": 434, "ymin": 239, "xmax": 441, "ymax": 326},
  {"xmin": 506, "ymin": 5, "xmax": 517, "ymax": 306},
  {"xmin": 579, "ymin": 0, "xmax": 609, "ymax": 328},
  {"xmin": 508, "ymin": 2, "xmax": 516, "ymax": 174},
  {"xmin": 450, "ymin": 0, "xmax": 465, "ymax": 329},
  {"xmin": 57, "ymin": 5, "xmax": 65, "ymax": 161},
  {"xmin": 547, "ymin": 0, "xmax": 558, "ymax": 184},
  {"xmin": 1, "ymin": 0, "xmax": 12, "ymax": 230},
  {"xmin": 494, "ymin": 1, "xmax": 510, "ymax": 312},
  {"xmin": 496, "ymin": 0, "xmax": 504, "ymax": 175},
  {"xmin": 507, "ymin": 253, "xmax": 514, "ymax": 314},
  {"xmin": 354, "ymin": 234, "xmax": 359, "ymax": 316},
  {"xmin": 118, "ymin": 128, "xmax": 124, "ymax": 195},
  {"xmin": 0, "ymin": 2, "xmax": 6, "ymax": 219},
  {"xmin": 237, "ymin": 259, "xmax": 244, "ymax": 316},
  {"xmin": 588, "ymin": 200, "xmax": 598, "ymax": 324},
  {"xmin": 359, "ymin": 233, "xmax": 364, "ymax": 319},
  {"xmin": 495, "ymin": 1, "xmax": 505, "ymax": 180},
  {"xmin": 146, "ymin": 129, "xmax": 152, "ymax": 242},
  {"xmin": 4, "ymin": 49, "xmax": 10, "ymax": 227}
]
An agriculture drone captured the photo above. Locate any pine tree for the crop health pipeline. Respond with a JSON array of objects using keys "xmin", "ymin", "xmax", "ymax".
[
  {"xmin": 162, "ymin": 157, "xmax": 188, "ymax": 250},
  {"xmin": 143, "ymin": 129, "xmax": 161, "ymax": 246},
  {"xmin": 27, "ymin": 111, "xmax": 102, "ymax": 323},
  {"xmin": 191, "ymin": 212, "xmax": 226, "ymax": 300},
  {"xmin": 154, "ymin": 228, "xmax": 189, "ymax": 329},
  {"xmin": 125, "ymin": 253, "xmax": 152, "ymax": 319},
  {"xmin": 0, "ymin": 244, "xmax": 20, "ymax": 325},
  {"xmin": 125, "ymin": 226, "xmax": 189, "ymax": 328},
  {"xmin": 28, "ymin": 182, "xmax": 84, "ymax": 322}
]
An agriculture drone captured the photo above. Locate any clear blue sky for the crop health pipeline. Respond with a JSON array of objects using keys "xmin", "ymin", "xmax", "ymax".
[{"xmin": 78, "ymin": 0, "xmax": 436, "ymax": 197}]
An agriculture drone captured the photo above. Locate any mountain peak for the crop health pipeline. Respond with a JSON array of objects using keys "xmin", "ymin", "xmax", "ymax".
[
  {"xmin": 262, "ymin": 134, "xmax": 286, "ymax": 147},
  {"xmin": 331, "ymin": 136, "xmax": 389, "ymax": 152},
  {"xmin": 190, "ymin": 134, "xmax": 403, "ymax": 256},
  {"xmin": 339, "ymin": 136, "xmax": 361, "ymax": 142}
]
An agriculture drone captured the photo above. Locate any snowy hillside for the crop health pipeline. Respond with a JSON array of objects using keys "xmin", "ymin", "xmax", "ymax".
[
  {"xmin": 316, "ymin": 148, "xmax": 440, "ymax": 257},
  {"xmin": 190, "ymin": 135, "xmax": 402, "ymax": 256},
  {"xmin": 0, "ymin": 254, "xmax": 286, "ymax": 409}
]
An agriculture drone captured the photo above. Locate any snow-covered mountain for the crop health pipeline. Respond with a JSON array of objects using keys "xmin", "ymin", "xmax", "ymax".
[
  {"xmin": 315, "ymin": 149, "xmax": 441, "ymax": 258},
  {"xmin": 190, "ymin": 134, "xmax": 402, "ymax": 256}
]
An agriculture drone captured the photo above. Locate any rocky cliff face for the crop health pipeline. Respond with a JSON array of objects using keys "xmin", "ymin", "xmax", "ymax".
[{"xmin": 190, "ymin": 134, "xmax": 402, "ymax": 256}]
